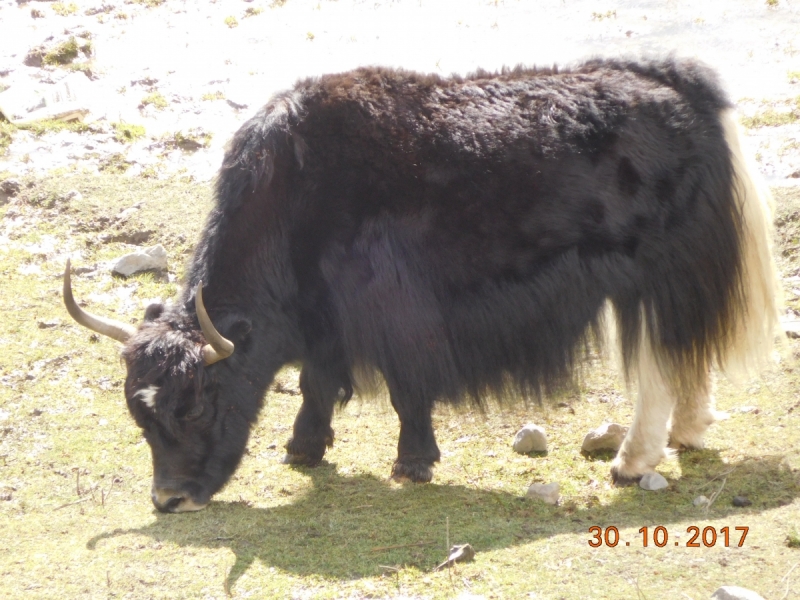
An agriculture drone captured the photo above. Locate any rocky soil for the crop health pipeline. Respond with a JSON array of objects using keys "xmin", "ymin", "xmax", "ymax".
[{"xmin": 0, "ymin": 0, "xmax": 799, "ymax": 183}]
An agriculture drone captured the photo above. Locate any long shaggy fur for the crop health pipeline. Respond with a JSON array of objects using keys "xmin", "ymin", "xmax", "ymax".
[{"xmin": 111, "ymin": 57, "xmax": 781, "ymax": 502}]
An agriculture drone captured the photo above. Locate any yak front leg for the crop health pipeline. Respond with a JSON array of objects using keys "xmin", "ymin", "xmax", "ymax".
[
  {"xmin": 283, "ymin": 362, "xmax": 347, "ymax": 466},
  {"xmin": 388, "ymin": 388, "xmax": 440, "ymax": 483}
]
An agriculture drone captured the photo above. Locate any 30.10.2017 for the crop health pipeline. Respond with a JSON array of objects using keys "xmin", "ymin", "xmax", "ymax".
[{"xmin": 588, "ymin": 526, "xmax": 750, "ymax": 548}]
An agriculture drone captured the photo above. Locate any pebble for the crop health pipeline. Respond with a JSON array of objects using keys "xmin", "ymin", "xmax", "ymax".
[
  {"xmin": 639, "ymin": 472, "xmax": 668, "ymax": 491},
  {"xmin": 111, "ymin": 244, "xmax": 168, "ymax": 276},
  {"xmin": 512, "ymin": 424, "xmax": 547, "ymax": 453},
  {"xmin": 581, "ymin": 422, "xmax": 628, "ymax": 454},
  {"xmin": 710, "ymin": 586, "xmax": 765, "ymax": 600},
  {"xmin": 732, "ymin": 496, "xmax": 752, "ymax": 507},
  {"xmin": 693, "ymin": 495, "xmax": 709, "ymax": 507},
  {"xmin": 526, "ymin": 482, "xmax": 559, "ymax": 504}
]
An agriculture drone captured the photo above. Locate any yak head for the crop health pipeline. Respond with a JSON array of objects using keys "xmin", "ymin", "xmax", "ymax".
[{"xmin": 63, "ymin": 260, "xmax": 252, "ymax": 513}]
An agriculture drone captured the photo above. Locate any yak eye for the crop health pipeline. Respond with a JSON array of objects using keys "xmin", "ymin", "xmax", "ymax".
[{"xmin": 185, "ymin": 403, "xmax": 204, "ymax": 420}]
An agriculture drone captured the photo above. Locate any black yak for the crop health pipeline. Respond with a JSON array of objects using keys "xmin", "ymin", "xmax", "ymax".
[{"xmin": 63, "ymin": 58, "xmax": 780, "ymax": 512}]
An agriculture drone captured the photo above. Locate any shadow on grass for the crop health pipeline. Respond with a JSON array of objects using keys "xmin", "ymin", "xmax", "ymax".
[{"xmin": 87, "ymin": 454, "xmax": 798, "ymax": 589}]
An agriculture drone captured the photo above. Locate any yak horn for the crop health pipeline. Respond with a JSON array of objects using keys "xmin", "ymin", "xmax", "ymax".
[
  {"xmin": 63, "ymin": 259, "xmax": 137, "ymax": 343},
  {"xmin": 195, "ymin": 281, "xmax": 234, "ymax": 365}
]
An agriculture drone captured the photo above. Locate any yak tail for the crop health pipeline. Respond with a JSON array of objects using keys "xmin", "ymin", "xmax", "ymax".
[
  {"xmin": 611, "ymin": 108, "xmax": 782, "ymax": 400},
  {"xmin": 718, "ymin": 108, "xmax": 781, "ymax": 379}
]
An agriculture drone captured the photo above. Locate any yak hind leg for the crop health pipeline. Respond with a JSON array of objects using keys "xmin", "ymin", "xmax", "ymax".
[
  {"xmin": 610, "ymin": 330, "xmax": 676, "ymax": 486},
  {"xmin": 388, "ymin": 387, "xmax": 440, "ymax": 483},
  {"xmin": 283, "ymin": 361, "xmax": 348, "ymax": 466},
  {"xmin": 667, "ymin": 371, "xmax": 716, "ymax": 451}
]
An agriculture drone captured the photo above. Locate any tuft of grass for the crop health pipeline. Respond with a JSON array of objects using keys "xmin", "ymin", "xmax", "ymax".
[
  {"xmin": 224, "ymin": 15, "xmax": 239, "ymax": 28},
  {"xmin": 52, "ymin": 2, "xmax": 78, "ymax": 16},
  {"xmin": 244, "ymin": 6, "xmax": 264, "ymax": 18},
  {"xmin": 766, "ymin": 0, "xmax": 779, "ymax": 6},
  {"xmin": 306, "ymin": 31, "xmax": 315, "ymax": 41},
  {"xmin": 139, "ymin": 91, "xmax": 168, "ymax": 110},
  {"xmin": 740, "ymin": 97, "xmax": 800, "ymax": 128},
  {"xmin": 42, "ymin": 37, "xmax": 92, "ymax": 66},
  {"xmin": 591, "ymin": 10, "xmax": 616, "ymax": 20},
  {"xmin": 129, "ymin": 0, "xmax": 165, "ymax": 7},
  {"xmin": 0, "ymin": 120, "xmax": 14, "ymax": 156},
  {"xmin": 789, "ymin": 70, "xmax": 800, "ymax": 83},
  {"xmin": 163, "ymin": 128, "xmax": 213, "ymax": 151},
  {"xmin": 98, "ymin": 153, "xmax": 132, "ymax": 173},
  {"xmin": 200, "ymin": 90, "xmax": 225, "ymax": 102},
  {"xmin": 787, "ymin": 530, "xmax": 800, "ymax": 548},
  {"xmin": 16, "ymin": 119, "xmax": 95, "ymax": 137},
  {"xmin": 270, "ymin": 0, "xmax": 288, "ymax": 7},
  {"xmin": 112, "ymin": 122, "xmax": 146, "ymax": 144}
]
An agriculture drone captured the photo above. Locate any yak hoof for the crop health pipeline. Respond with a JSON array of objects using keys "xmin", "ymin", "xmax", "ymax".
[
  {"xmin": 610, "ymin": 464, "xmax": 643, "ymax": 487},
  {"xmin": 391, "ymin": 459, "xmax": 434, "ymax": 483},
  {"xmin": 667, "ymin": 437, "xmax": 704, "ymax": 452},
  {"xmin": 283, "ymin": 434, "xmax": 333, "ymax": 467},
  {"xmin": 281, "ymin": 453, "xmax": 320, "ymax": 466}
]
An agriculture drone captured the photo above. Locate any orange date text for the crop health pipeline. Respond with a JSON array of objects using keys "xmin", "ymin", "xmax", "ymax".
[{"xmin": 588, "ymin": 526, "xmax": 749, "ymax": 548}]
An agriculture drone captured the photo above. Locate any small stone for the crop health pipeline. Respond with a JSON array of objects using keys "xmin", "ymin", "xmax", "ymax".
[
  {"xmin": 639, "ymin": 472, "xmax": 668, "ymax": 491},
  {"xmin": 693, "ymin": 495, "xmax": 709, "ymax": 507},
  {"xmin": 37, "ymin": 319, "xmax": 61, "ymax": 329},
  {"xmin": 581, "ymin": 422, "xmax": 628, "ymax": 454},
  {"xmin": 111, "ymin": 244, "xmax": 167, "ymax": 276},
  {"xmin": 526, "ymin": 482, "xmax": 559, "ymax": 504},
  {"xmin": 710, "ymin": 585, "xmax": 765, "ymax": 600},
  {"xmin": 62, "ymin": 190, "xmax": 82, "ymax": 202},
  {"xmin": 732, "ymin": 495, "xmax": 752, "ymax": 507},
  {"xmin": 512, "ymin": 424, "xmax": 547, "ymax": 453}
]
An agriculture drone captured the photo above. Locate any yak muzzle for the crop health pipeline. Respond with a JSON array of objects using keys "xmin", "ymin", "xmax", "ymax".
[{"xmin": 151, "ymin": 485, "xmax": 208, "ymax": 513}]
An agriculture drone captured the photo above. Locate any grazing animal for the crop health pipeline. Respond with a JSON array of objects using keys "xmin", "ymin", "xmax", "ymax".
[{"xmin": 63, "ymin": 58, "xmax": 780, "ymax": 513}]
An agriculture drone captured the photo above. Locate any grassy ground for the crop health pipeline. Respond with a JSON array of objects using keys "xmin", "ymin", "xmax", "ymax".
[{"xmin": 1, "ymin": 171, "xmax": 800, "ymax": 599}]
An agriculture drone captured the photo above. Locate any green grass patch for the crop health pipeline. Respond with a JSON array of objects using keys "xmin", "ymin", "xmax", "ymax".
[
  {"xmin": 42, "ymin": 36, "xmax": 92, "ymax": 66},
  {"xmin": 52, "ymin": 1, "xmax": 78, "ymax": 16},
  {"xmin": 163, "ymin": 128, "xmax": 213, "ymax": 151},
  {"xmin": 139, "ymin": 91, "xmax": 168, "ymax": 110},
  {"xmin": 741, "ymin": 96, "xmax": 800, "ymax": 128},
  {"xmin": 98, "ymin": 153, "xmax": 133, "ymax": 173},
  {"xmin": 112, "ymin": 122, "xmax": 146, "ymax": 144},
  {"xmin": 0, "ymin": 120, "xmax": 14, "ymax": 156},
  {"xmin": 1, "ymin": 174, "xmax": 800, "ymax": 598},
  {"xmin": 224, "ymin": 15, "xmax": 239, "ymax": 28},
  {"xmin": 201, "ymin": 90, "xmax": 226, "ymax": 102}
]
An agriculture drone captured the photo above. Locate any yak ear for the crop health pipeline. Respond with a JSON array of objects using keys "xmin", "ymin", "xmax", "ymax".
[{"xmin": 144, "ymin": 303, "xmax": 165, "ymax": 322}]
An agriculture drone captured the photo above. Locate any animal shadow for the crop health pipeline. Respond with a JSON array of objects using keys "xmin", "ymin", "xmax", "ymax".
[{"xmin": 87, "ymin": 455, "xmax": 798, "ymax": 589}]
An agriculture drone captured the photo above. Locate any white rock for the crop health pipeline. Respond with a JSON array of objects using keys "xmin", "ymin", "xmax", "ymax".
[
  {"xmin": 639, "ymin": 472, "xmax": 668, "ymax": 491},
  {"xmin": 710, "ymin": 586, "xmax": 765, "ymax": 600},
  {"xmin": 112, "ymin": 244, "xmax": 167, "ymax": 277},
  {"xmin": 512, "ymin": 424, "xmax": 547, "ymax": 453},
  {"xmin": 693, "ymin": 495, "xmax": 709, "ymax": 507},
  {"xmin": 581, "ymin": 422, "xmax": 628, "ymax": 454},
  {"xmin": 526, "ymin": 482, "xmax": 559, "ymax": 504}
]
